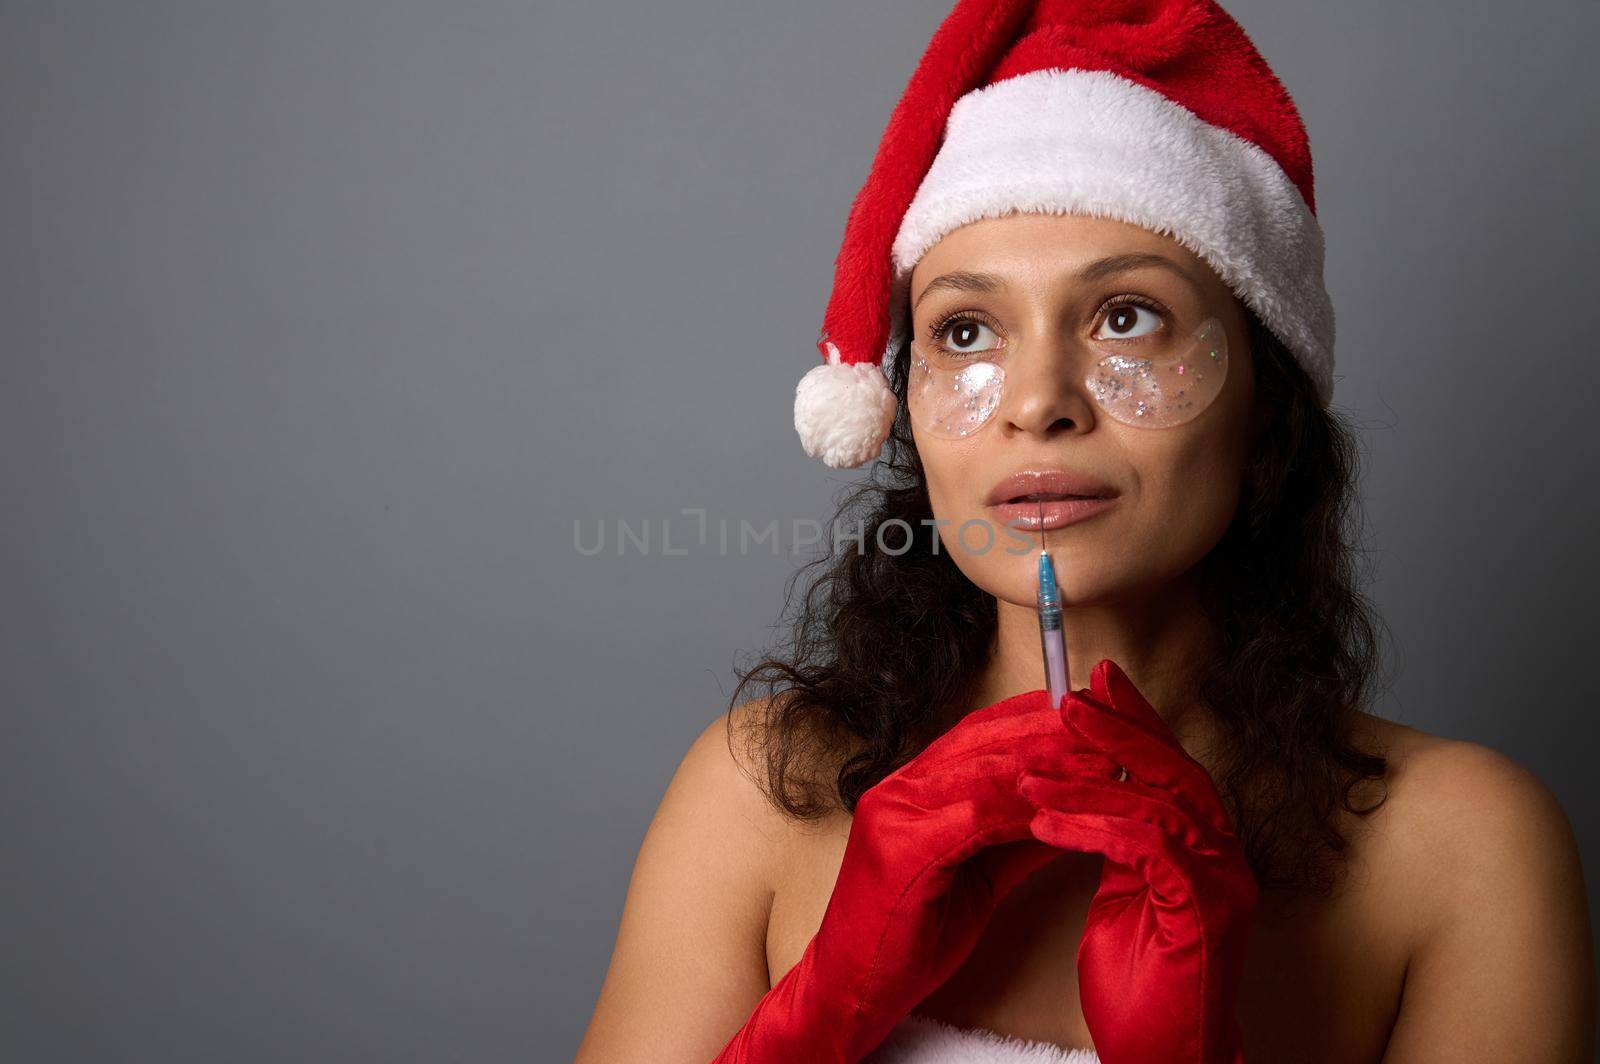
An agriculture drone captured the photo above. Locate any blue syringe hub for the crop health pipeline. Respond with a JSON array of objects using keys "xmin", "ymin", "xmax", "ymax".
[{"xmin": 1037, "ymin": 549, "xmax": 1061, "ymax": 610}]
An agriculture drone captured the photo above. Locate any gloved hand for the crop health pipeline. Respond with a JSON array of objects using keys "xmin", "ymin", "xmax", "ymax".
[
  {"xmin": 711, "ymin": 687, "xmax": 1121, "ymax": 1063},
  {"xmin": 1019, "ymin": 659, "xmax": 1258, "ymax": 1064}
]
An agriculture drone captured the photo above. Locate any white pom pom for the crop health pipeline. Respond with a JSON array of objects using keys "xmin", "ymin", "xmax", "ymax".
[{"xmin": 793, "ymin": 351, "xmax": 897, "ymax": 469}]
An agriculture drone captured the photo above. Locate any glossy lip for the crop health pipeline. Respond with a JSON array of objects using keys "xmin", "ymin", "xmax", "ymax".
[
  {"xmin": 991, "ymin": 496, "xmax": 1119, "ymax": 532},
  {"xmin": 984, "ymin": 469, "xmax": 1119, "ymax": 507}
]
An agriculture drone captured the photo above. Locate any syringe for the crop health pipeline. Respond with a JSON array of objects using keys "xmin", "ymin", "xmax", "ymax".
[{"xmin": 1036, "ymin": 508, "xmax": 1070, "ymax": 710}]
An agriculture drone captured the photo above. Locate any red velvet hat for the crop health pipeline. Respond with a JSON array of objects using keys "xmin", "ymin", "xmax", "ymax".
[{"xmin": 793, "ymin": 0, "xmax": 1335, "ymax": 468}]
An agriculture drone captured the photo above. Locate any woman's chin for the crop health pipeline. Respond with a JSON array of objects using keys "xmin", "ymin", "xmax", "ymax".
[{"xmin": 969, "ymin": 565, "xmax": 1126, "ymax": 612}]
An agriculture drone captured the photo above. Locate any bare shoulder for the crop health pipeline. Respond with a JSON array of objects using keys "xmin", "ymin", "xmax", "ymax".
[
  {"xmin": 1349, "ymin": 713, "xmax": 1594, "ymax": 1060},
  {"xmin": 573, "ymin": 697, "xmax": 798, "ymax": 1063},
  {"xmin": 1354, "ymin": 712, "xmax": 1583, "ymax": 891},
  {"xmin": 666, "ymin": 695, "xmax": 797, "ymax": 895},
  {"xmin": 1359, "ymin": 714, "xmax": 1581, "ymax": 874}
]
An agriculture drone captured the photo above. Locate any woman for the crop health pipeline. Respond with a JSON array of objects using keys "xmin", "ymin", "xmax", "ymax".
[{"xmin": 575, "ymin": 2, "xmax": 1594, "ymax": 1061}]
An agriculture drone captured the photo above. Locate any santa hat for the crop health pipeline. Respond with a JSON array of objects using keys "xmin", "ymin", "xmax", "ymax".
[{"xmin": 793, "ymin": 0, "xmax": 1336, "ymax": 469}]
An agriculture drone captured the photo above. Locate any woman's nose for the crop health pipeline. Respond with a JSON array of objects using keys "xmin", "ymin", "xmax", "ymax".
[{"xmin": 996, "ymin": 338, "xmax": 1098, "ymax": 438}]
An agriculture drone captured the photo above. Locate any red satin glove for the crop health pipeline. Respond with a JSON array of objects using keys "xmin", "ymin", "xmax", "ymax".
[
  {"xmin": 1019, "ymin": 659, "xmax": 1258, "ymax": 1064},
  {"xmin": 711, "ymin": 688, "xmax": 1118, "ymax": 1063}
]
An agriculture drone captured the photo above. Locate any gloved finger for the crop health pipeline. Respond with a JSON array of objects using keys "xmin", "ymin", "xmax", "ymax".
[
  {"xmin": 1025, "ymin": 805, "xmax": 1197, "ymax": 907},
  {"xmin": 862, "ymin": 765, "xmax": 1058, "ymax": 885},
  {"xmin": 900, "ymin": 705, "xmax": 1105, "ymax": 784},
  {"xmin": 1059, "ymin": 703, "xmax": 1232, "ymax": 838},
  {"xmin": 896, "ymin": 749, "xmax": 1124, "ymax": 808},
  {"xmin": 1023, "ymin": 773, "xmax": 1259, "ymax": 925},
  {"xmin": 883, "ymin": 750, "xmax": 1115, "ymax": 850},
  {"xmin": 1061, "ymin": 659, "xmax": 1232, "ymax": 835},
  {"xmin": 881, "ymin": 756, "xmax": 1160, "ymax": 903},
  {"xmin": 1018, "ymin": 770, "xmax": 1227, "ymax": 858}
]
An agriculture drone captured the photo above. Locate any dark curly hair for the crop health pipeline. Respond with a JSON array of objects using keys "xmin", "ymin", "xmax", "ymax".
[{"xmin": 725, "ymin": 304, "xmax": 1394, "ymax": 898}]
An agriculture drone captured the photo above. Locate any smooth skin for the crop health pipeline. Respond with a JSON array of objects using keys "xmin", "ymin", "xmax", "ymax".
[{"xmin": 574, "ymin": 214, "xmax": 1594, "ymax": 1063}]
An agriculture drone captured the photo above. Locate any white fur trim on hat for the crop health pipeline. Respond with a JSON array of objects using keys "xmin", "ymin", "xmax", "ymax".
[
  {"xmin": 794, "ymin": 340, "xmax": 898, "ymax": 469},
  {"xmin": 892, "ymin": 67, "xmax": 1335, "ymax": 405}
]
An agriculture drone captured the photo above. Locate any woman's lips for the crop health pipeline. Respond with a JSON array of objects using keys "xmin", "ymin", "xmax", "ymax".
[
  {"xmin": 989, "ymin": 495, "xmax": 1118, "ymax": 531},
  {"xmin": 985, "ymin": 469, "xmax": 1118, "ymax": 507}
]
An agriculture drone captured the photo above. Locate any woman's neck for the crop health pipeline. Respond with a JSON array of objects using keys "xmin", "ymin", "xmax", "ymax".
[{"xmin": 958, "ymin": 572, "xmax": 1225, "ymax": 772}]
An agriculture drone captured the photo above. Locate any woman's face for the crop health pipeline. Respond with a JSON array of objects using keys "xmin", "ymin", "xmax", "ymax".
[{"xmin": 907, "ymin": 212, "xmax": 1266, "ymax": 609}]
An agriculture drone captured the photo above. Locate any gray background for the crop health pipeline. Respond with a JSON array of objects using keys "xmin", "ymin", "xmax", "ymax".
[{"xmin": 3, "ymin": 1, "xmax": 1596, "ymax": 1060}]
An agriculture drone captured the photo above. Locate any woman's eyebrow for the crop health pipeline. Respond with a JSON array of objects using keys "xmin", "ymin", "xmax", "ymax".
[
  {"xmin": 912, "ymin": 270, "xmax": 1005, "ymax": 309},
  {"xmin": 1080, "ymin": 252, "xmax": 1206, "ymax": 298},
  {"xmin": 913, "ymin": 253, "xmax": 1205, "ymax": 309}
]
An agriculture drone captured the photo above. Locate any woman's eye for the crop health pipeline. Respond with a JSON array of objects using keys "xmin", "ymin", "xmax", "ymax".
[
  {"xmin": 1093, "ymin": 304, "xmax": 1162, "ymax": 340},
  {"xmin": 935, "ymin": 318, "xmax": 1002, "ymax": 354}
]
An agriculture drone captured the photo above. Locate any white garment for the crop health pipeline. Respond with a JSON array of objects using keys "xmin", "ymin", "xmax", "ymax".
[{"xmin": 865, "ymin": 1014, "xmax": 1100, "ymax": 1063}]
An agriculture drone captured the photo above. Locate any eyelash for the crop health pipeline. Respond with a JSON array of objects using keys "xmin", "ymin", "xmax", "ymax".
[{"xmin": 925, "ymin": 293, "xmax": 1169, "ymax": 344}]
